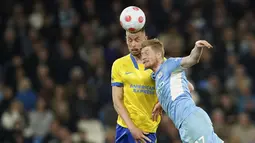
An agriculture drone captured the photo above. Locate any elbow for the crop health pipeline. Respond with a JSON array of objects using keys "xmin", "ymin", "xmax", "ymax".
[
  {"xmin": 113, "ymin": 104, "xmax": 118, "ymax": 112},
  {"xmin": 189, "ymin": 85, "xmax": 195, "ymax": 92},
  {"xmin": 113, "ymin": 99, "xmax": 118, "ymax": 108},
  {"xmin": 113, "ymin": 101, "xmax": 119, "ymax": 108},
  {"xmin": 196, "ymin": 58, "xmax": 200, "ymax": 64},
  {"xmin": 113, "ymin": 98, "xmax": 121, "ymax": 111},
  {"xmin": 113, "ymin": 102, "xmax": 119, "ymax": 113}
]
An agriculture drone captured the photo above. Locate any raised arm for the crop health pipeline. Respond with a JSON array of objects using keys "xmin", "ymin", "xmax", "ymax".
[{"xmin": 181, "ymin": 40, "xmax": 213, "ymax": 68}]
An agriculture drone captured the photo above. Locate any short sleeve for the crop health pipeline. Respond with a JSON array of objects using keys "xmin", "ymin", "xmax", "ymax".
[
  {"xmin": 165, "ymin": 57, "xmax": 183, "ymax": 69},
  {"xmin": 163, "ymin": 57, "xmax": 185, "ymax": 74},
  {"xmin": 111, "ymin": 60, "xmax": 124, "ymax": 87}
]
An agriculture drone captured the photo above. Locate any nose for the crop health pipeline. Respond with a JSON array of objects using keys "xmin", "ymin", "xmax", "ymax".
[{"xmin": 130, "ymin": 41, "xmax": 136, "ymax": 47}]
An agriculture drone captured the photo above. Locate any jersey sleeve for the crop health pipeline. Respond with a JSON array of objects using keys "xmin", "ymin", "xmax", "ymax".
[
  {"xmin": 165, "ymin": 57, "xmax": 184, "ymax": 71},
  {"xmin": 111, "ymin": 60, "xmax": 124, "ymax": 87}
]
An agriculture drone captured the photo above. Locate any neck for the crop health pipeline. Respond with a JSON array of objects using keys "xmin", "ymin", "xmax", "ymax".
[
  {"xmin": 133, "ymin": 54, "xmax": 143, "ymax": 63},
  {"xmin": 152, "ymin": 58, "xmax": 164, "ymax": 72},
  {"xmin": 133, "ymin": 54, "xmax": 141, "ymax": 60}
]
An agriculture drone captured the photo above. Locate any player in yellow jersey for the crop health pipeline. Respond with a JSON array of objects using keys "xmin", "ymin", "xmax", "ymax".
[
  {"xmin": 112, "ymin": 28, "xmax": 195, "ymax": 143},
  {"xmin": 112, "ymin": 28, "xmax": 160, "ymax": 143}
]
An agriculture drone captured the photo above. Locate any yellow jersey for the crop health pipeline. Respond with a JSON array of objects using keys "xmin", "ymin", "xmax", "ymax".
[{"xmin": 111, "ymin": 54, "xmax": 160, "ymax": 133}]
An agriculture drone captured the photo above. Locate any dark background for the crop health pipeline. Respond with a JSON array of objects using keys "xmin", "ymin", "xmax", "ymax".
[{"xmin": 0, "ymin": 0, "xmax": 254, "ymax": 142}]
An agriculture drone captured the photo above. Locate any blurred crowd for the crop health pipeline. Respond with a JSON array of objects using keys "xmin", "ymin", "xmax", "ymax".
[{"xmin": 0, "ymin": 0, "xmax": 255, "ymax": 142}]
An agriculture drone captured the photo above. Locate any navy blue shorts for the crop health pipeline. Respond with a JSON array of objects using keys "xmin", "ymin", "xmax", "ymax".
[{"xmin": 115, "ymin": 124, "xmax": 157, "ymax": 143}]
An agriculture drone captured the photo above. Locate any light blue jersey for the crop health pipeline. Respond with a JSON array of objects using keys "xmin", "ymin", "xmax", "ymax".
[
  {"xmin": 152, "ymin": 58, "xmax": 223, "ymax": 143},
  {"xmin": 152, "ymin": 57, "xmax": 196, "ymax": 128}
]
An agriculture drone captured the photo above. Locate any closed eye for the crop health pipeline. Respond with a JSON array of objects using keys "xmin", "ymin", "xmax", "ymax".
[{"xmin": 135, "ymin": 37, "xmax": 140, "ymax": 42}]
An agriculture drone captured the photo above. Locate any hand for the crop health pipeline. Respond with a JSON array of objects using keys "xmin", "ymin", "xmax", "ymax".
[
  {"xmin": 152, "ymin": 102, "xmax": 163, "ymax": 121},
  {"xmin": 129, "ymin": 126, "xmax": 152, "ymax": 143},
  {"xmin": 188, "ymin": 81, "xmax": 194, "ymax": 92},
  {"xmin": 195, "ymin": 40, "xmax": 213, "ymax": 49}
]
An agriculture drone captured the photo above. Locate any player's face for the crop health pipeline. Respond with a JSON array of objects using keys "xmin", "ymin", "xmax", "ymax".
[
  {"xmin": 126, "ymin": 31, "xmax": 147, "ymax": 56},
  {"xmin": 141, "ymin": 46, "xmax": 157, "ymax": 69}
]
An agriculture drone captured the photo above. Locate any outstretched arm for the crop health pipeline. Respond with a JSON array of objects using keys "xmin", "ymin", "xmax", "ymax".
[{"xmin": 181, "ymin": 40, "xmax": 213, "ymax": 68}]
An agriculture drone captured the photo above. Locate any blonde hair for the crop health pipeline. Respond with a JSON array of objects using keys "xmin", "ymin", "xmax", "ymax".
[{"xmin": 141, "ymin": 38, "xmax": 165, "ymax": 58}]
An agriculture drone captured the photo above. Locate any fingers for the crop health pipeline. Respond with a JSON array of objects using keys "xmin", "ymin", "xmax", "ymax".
[
  {"xmin": 195, "ymin": 40, "xmax": 213, "ymax": 48},
  {"xmin": 202, "ymin": 41, "xmax": 213, "ymax": 48},
  {"xmin": 159, "ymin": 110, "xmax": 163, "ymax": 115},
  {"xmin": 152, "ymin": 103, "xmax": 160, "ymax": 112},
  {"xmin": 143, "ymin": 132, "xmax": 149, "ymax": 135},
  {"xmin": 140, "ymin": 139, "xmax": 146, "ymax": 143},
  {"xmin": 142, "ymin": 134, "xmax": 152, "ymax": 142},
  {"xmin": 152, "ymin": 107, "xmax": 157, "ymax": 113},
  {"xmin": 152, "ymin": 113, "xmax": 156, "ymax": 121},
  {"xmin": 152, "ymin": 109, "xmax": 163, "ymax": 121},
  {"xmin": 135, "ymin": 138, "xmax": 147, "ymax": 143},
  {"xmin": 152, "ymin": 112, "xmax": 158, "ymax": 121},
  {"xmin": 135, "ymin": 133, "xmax": 151, "ymax": 143}
]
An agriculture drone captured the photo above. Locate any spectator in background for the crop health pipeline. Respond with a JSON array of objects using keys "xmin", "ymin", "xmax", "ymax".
[
  {"xmin": 0, "ymin": 28, "xmax": 21, "ymax": 65},
  {"xmin": 54, "ymin": 100, "xmax": 70, "ymax": 128},
  {"xmin": 66, "ymin": 66, "xmax": 84, "ymax": 96},
  {"xmin": 219, "ymin": 93, "xmax": 238, "ymax": 124},
  {"xmin": 27, "ymin": 97, "xmax": 53, "ymax": 142},
  {"xmin": 211, "ymin": 108, "xmax": 230, "ymax": 142},
  {"xmin": 16, "ymin": 78, "xmax": 37, "ymax": 111},
  {"xmin": 4, "ymin": 55, "xmax": 24, "ymax": 91},
  {"xmin": 1, "ymin": 100, "xmax": 27, "ymax": 142},
  {"xmin": 69, "ymin": 84, "xmax": 96, "ymax": 132},
  {"xmin": 157, "ymin": 114, "xmax": 180, "ymax": 142},
  {"xmin": 42, "ymin": 120, "xmax": 61, "ymax": 143},
  {"xmin": 36, "ymin": 64, "xmax": 55, "ymax": 102},
  {"xmin": 230, "ymin": 113, "xmax": 255, "ymax": 143},
  {"xmin": 58, "ymin": 0, "xmax": 78, "ymax": 29},
  {"xmin": 0, "ymin": 87, "xmax": 14, "ymax": 118},
  {"xmin": 29, "ymin": 1, "xmax": 45, "ymax": 30}
]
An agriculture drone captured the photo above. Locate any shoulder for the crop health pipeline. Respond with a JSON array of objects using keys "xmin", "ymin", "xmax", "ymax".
[
  {"xmin": 166, "ymin": 57, "xmax": 182, "ymax": 63},
  {"xmin": 164, "ymin": 57, "xmax": 183, "ymax": 69},
  {"xmin": 112, "ymin": 54, "xmax": 130, "ymax": 67},
  {"xmin": 112, "ymin": 55, "xmax": 131, "ymax": 69}
]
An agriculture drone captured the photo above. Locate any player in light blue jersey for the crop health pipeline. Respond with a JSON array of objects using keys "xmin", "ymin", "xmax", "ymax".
[{"xmin": 140, "ymin": 39, "xmax": 224, "ymax": 143}]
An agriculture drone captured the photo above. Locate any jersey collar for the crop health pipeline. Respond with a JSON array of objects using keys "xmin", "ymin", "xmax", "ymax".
[
  {"xmin": 130, "ymin": 54, "xmax": 151, "ymax": 70},
  {"xmin": 151, "ymin": 73, "xmax": 156, "ymax": 80},
  {"xmin": 130, "ymin": 54, "xmax": 139, "ymax": 69},
  {"xmin": 151, "ymin": 62, "xmax": 164, "ymax": 81}
]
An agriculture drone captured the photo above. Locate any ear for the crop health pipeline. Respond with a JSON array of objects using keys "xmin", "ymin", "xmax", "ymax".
[{"xmin": 145, "ymin": 36, "xmax": 148, "ymax": 40}]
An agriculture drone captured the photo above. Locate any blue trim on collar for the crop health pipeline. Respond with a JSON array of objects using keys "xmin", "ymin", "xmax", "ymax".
[
  {"xmin": 130, "ymin": 54, "xmax": 139, "ymax": 69},
  {"xmin": 152, "ymin": 63, "xmax": 164, "ymax": 80},
  {"xmin": 151, "ymin": 73, "xmax": 156, "ymax": 80}
]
